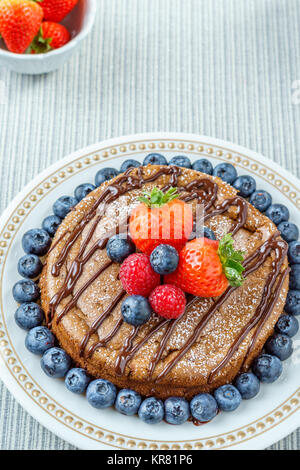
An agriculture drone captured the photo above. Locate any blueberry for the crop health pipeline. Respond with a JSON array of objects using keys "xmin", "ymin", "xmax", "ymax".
[
  {"xmin": 214, "ymin": 384, "xmax": 241, "ymax": 412},
  {"xmin": 53, "ymin": 196, "xmax": 78, "ymax": 219},
  {"xmin": 290, "ymin": 265, "xmax": 300, "ymax": 290},
  {"xmin": 213, "ymin": 163, "xmax": 238, "ymax": 184},
  {"xmin": 190, "ymin": 393, "xmax": 218, "ymax": 422},
  {"xmin": 25, "ymin": 326, "xmax": 55, "ymax": 355},
  {"xmin": 138, "ymin": 397, "xmax": 164, "ymax": 424},
  {"xmin": 42, "ymin": 215, "xmax": 61, "ymax": 238},
  {"xmin": 249, "ymin": 190, "xmax": 272, "ymax": 212},
  {"xmin": 121, "ymin": 295, "xmax": 152, "ymax": 326},
  {"xmin": 74, "ymin": 183, "xmax": 96, "ymax": 202},
  {"xmin": 120, "ymin": 160, "xmax": 141, "ymax": 172},
  {"xmin": 252, "ymin": 354, "xmax": 283, "ymax": 383},
  {"xmin": 22, "ymin": 228, "xmax": 51, "ymax": 256},
  {"xmin": 86, "ymin": 379, "xmax": 117, "ymax": 409},
  {"xmin": 115, "ymin": 389, "xmax": 142, "ymax": 416},
  {"xmin": 169, "ymin": 156, "xmax": 191, "ymax": 168},
  {"xmin": 15, "ymin": 303, "xmax": 44, "ymax": 330},
  {"xmin": 203, "ymin": 227, "xmax": 216, "ymax": 240},
  {"xmin": 285, "ymin": 290, "xmax": 300, "ymax": 316},
  {"xmin": 288, "ymin": 241, "xmax": 300, "ymax": 264},
  {"xmin": 17, "ymin": 254, "xmax": 43, "ymax": 279},
  {"xmin": 234, "ymin": 373, "xmax": 260, "ymax": 400},
  {"xmin": 265, "ymin": 204, "xmax": 289, "ymax": 226},
  {"xmin": 95, "ymin": 168, "xmax": 119, "ymax": 187},
  {"xmin": 12, "ymin": 280, "xmax": 40, "ymax": 303},
  {"xmin": 65, "ymin": 368, "xmax": 91, "ymax": 394},
  {"xmin": 41, "ymin": 347, "xmax": 72, "ymax": 378},
  {"xmin": 143, "ymin": 153, "xmax": 168, "ymax": 166},
  {"xmin": 233, "ymin": 175, "xmax": 256, "ymax": 198},
  {"xmin": 192, "ymin": 159, "xmax": 213, "ymax": 175},
  {"xmin": 164, "ymin": 397, "xmax": 190, "ymax": 425},
  {"xmin": 275, "ymin": 314, "xmax": 299, "ymax": 337},
  {"xmin": 150, "ymin": 244, "xmax": 179, "ymax": 275},
  {"xmin": 278, "ymin": 222, "xmax": 299, "ymax": 243},
  {"xmin": 106, "ymin": 235, "xmax": 135, "ymax": 263},
  {"xmin": 266, "ymin": 333, "xmax": 293, "ymax": 361}
]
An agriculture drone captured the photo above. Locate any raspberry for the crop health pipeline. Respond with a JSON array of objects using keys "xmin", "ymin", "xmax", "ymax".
[
  {"xmin": 119, "ymin": 254, "xmax": 160, "ymax": 297},
  {"xmin": 149, "ymin": 284, "xmax": 186, "ymax": 319}
]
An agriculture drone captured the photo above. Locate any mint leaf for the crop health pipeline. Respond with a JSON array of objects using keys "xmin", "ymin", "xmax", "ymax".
[
  {"xmin": 218, "ymin": 233, "xmax": 245, "ymax": 287},
  {"xmin": 138, "ymin": 187, "xmax": 179, "ymax": 208}
]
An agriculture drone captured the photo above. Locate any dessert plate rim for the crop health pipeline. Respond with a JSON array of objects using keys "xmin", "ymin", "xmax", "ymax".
[{"xmin": 0, "ymin": 132, "xmax": 299, "ymax": 450}]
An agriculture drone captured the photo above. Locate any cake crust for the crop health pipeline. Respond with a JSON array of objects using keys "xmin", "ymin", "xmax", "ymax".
[{"xmin": 40, "ymin": 165, "xmax": 289, "ymax": 399}]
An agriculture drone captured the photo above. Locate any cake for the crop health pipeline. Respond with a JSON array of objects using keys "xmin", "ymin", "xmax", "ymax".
[{"xmin": 40, "ymin": 164, "xmax": 289, "ymax": 400}]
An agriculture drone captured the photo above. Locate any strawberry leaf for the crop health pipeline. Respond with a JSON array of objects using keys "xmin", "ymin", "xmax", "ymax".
[
  {"xmin": 218, "ymin": 233, "xmax": 245, "ymax": 287},
  {"xmin": 138, "ymin": 187, "xmax": 179, "ymax": 208}
]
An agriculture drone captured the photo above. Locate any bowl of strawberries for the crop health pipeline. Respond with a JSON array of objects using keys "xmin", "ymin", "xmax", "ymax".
[{"xmin": 0, "ymin": 0, "xmax": 97, "ymax": 74}]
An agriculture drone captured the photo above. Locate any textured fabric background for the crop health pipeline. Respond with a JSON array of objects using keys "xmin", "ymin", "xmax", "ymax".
[{"xmin": 0, "ymin": 0, "xmax": 299, "ymax": 450}]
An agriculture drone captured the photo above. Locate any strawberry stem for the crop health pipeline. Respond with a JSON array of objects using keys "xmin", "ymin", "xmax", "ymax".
[
  {"xmin": 218, "ymin": 233, "xmax": 245, "ymax": 287},
  {"xmin": 138, "ymin": 187, "xmax": 179, "ymax": 208},
  {"xmin": 29, "ymin": 27, "xmax": 53, "ymax": 54}
]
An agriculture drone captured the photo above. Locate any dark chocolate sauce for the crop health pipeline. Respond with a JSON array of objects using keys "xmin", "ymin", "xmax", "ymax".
[{"xmin": 205, "ymin": 196, "xmax": 248, "ymax": 236}]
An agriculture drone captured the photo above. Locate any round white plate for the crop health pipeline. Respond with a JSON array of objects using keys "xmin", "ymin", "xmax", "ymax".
[{"xmin": 0, "ymin": 133, "xmax": 299, "ymax": 450}]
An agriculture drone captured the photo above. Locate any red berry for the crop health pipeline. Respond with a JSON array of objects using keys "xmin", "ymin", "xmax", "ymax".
[
  {"xmin": 119, "ymin": 253, "xmax": 160, "ymax": 297},
  {"xmin": 149, "ymin": 284, "xmax": 186, "ymax": 319}
]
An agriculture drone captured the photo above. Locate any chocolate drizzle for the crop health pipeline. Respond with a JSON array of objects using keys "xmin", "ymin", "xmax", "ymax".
[{"xmin": 47, "ymin": 165, "xmax": 289, "ymax": 385}]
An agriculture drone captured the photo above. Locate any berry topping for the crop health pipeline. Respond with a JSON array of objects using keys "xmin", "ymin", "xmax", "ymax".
[
  {"xmin": 266, "ymin": 203, "xmax": 289, "ymax": 226},
  {"xmin": 288, "ymin": 240, "xmax": 300, "ymax": 264},
  {"xmin": 213, "ymin": 163, "xmax": 237, "ymax": 184},
  {"xmin": 192, "ymin": 159, "xmax": 213, "ymax": 175},
  {"xmin": 74, "ymin": 183, "xmax": 95, "ymax": 202},
  {"xmin": 86, "ymin": 379, "xmax": 117, "ymax": 409},
  {"xmin": 120, "ymin": 160, "xmax": 141, "ymax": 172},
  {"xmin": 232, "ymin": 175, "xmax": 256, "ymax": 197},
  {"xmin": 95, "ymin": 167, "xmax": 119, "ymax": 187},
  {"xmin": 53, "ymin": 196, "xmax": 78, "ymax": 219},
  {"xmin": 12, "ymin": 279, "xmax": 40, "ymax": 303},
  {"xmin": 249, "ymin": 190, "xmax": 272, "ymax": 212},
  {"xmin": 150, "ymin": 244, "xmax": 179, "ymax": 275},
  {"xmin": 22, "ymin": 228, "xmax": 51, "ymax": 256},
  {"xmin": 115, "ymin": 389, "xmax": 142, "ymax": 416},
  {"xmin": 278, "ymin": 222, "xmax": 299, "ymax": 243},
  {"xmin": 214, "ymin": 384, "xmax": 241, "ymax": 412},
  {"xmin": 129, "ymin": 187, "xmax": 193, "ymax": 255},
  {"xmin": 18, "ymin": 254, "xmax": 43, "ymax": 279},
  {"xmin": 164, "ymin": 397, "xmax": 190, "ymax": 425},
  {"xmin": 166, "ymin": 234, "xmax": 244, "ymax": 298},
  {"xmin": 169, "ymin": 155, "xmax": 192, "ymax": 168},
  {"xmin": 65, "ymin": 368, "xmax": 90, "ymax": 395},
  {"xmin": 143, "ymin": 153, "xmax": 168, "ymax": 166},
  {"xmin": 41, "ymin": 347, "xmax": 72, "ymax": 378},
  {"xmin": 138, "ymin": 397, "xmax": 164, "ymax": 424},
  {"xmin": 285, "ymin": 290, "xmax": 300, "ymax": 316},
  {"xmin": 203, "ymin": 226, "xmax": 216, "ymax": 240},
  {"xmin": 121, "ymin": 295, "xmax": 152, "ymax": 326},
  {"xmin": 149, "ymin": 284, "xmax": 186, "ymax": 319},
  {"xmin": 42, "ymin": 215, "xmax": 61, "ymax": 237},
  {"xmin": 252, "ymin": 354, "xmax": 283, "ymax": 383},
  {"xmin": 234, "ymin": 373, "xmax": 260, "ymax": 400},
  {"xmin": 265, "ymin": 333, "xmax": 293, "ymax": 361},
  {"xmin": 119, "ymin": 253, "xmax": 160, "ymax": 296},
  {"xmin": 290, "ymin": 265, "xmax": 300, "ymax": 290},
  {"xmin": 15, "ymin": 302, "xmax": 44, "ymax": 331},
  {"xmin": 25, "ymin": 326, "xmax": 55, "ymax": 355},
  {"xmin": 106, "ymin": 235, "xmax": 135, "ymax": 264},
  {"xmin": 190, "ymin": 393, "xmax": 218, "ymax": 422},
  {"xmin": 275, "ymin": 314, "xmax": 299, "ymax": 337}
]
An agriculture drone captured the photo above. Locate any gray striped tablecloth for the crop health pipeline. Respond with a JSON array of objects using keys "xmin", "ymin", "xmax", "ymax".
[{"xmin": 0, "ymin": 0, "xmax": 299, "ymax": 450}]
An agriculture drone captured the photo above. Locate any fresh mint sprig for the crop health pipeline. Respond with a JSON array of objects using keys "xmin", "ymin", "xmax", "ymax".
[
  {"xmin": 218, "ymin": 233, "xmax": 245, "ymax": 287},
  {"xmin": 138, "ymin": 187, "xmax": 179, "ymax": 208}
]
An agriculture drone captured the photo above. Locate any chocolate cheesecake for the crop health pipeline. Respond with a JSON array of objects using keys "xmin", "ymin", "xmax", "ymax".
[{"xmin": 40, "ymin": 165, "xmax": 289, "ymax": 399}]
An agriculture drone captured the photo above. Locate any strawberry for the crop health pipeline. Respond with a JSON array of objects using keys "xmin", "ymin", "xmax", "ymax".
[
  {"xmin": 119, "ymin": 253, "xmax": 160, "ymax": 297},
  {"xmin": 0, "ymin": 0, "xmax": 43, "ymax": 54},
  {"xmin": 35, "ymin": 0, "xmax": 78, "ymax": 23},
  {"xmin": 165, "ymin": 234, "xmax": 245, "ymax": 298},
  {"xmin": 30, "ymin": 21, "xmax": 70, "ymax": 53},
  {"xmin": 129, "ymin": 187, "xmax": 193, "ymax": 256},
  {"xmin": 149, "ymin": 284, "xmax": 186, "ymax": 319}
]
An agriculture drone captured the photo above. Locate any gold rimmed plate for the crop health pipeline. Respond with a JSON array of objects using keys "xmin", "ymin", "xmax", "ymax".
[{"xmin": 0, "ymin": 133, "xmax": 299, "ymax": 450}]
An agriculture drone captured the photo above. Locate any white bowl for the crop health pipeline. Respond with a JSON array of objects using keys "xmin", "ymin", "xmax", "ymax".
[{"xmin": 0, "ymin": 0, "xmax": 97, "ymax": 74}]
